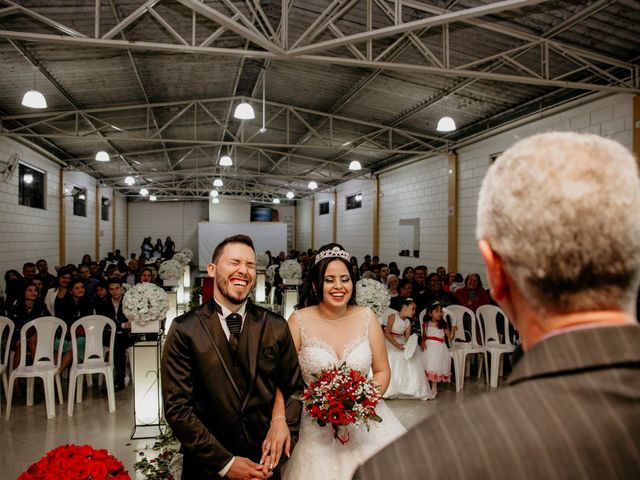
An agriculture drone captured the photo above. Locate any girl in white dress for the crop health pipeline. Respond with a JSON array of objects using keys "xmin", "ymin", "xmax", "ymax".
[
  {"xmin": 384, "ymin": 298, "xmax": 434, "ymax": 400},
  {"xmin": 421, "ymin": 302, "xmax": 457, "ymax": 396},
  {"xmin": 263, "ymin": 243, "xmax": 407, "ymax": 480}
]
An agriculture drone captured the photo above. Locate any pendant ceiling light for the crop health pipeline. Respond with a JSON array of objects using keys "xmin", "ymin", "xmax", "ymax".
[
  {"xmin": 149, "ymin": 195, "xmax": 157, "ymax": 202},
  {"xmin": 259, "ymin": 70, "xmax": 267, "ymax": 133},
  {"xmin": 308, "ymin": 181, "xmax": 318, "ymax": 190},
  {"xmin": 273, "ymin": 198, "xmax": 280, "ymax": 204},
  {"xmin": 210, "ymin": 189, "xmax": 219, "ymax": 197},
  {"xmin": 211, "ymin": 197, "xmax": 220, "ymax": 204},
  {"xmin": 436, "ymin": 95, "xmax": 457, "ymax": 133},
  {"xmin": 23, "ymin": 173, "xmax": 34, "ymax": 184},
  {"xmin": 140, "ymin": 188, "xmax": 149, "ymax": 196},
  {"xmin": 348, "ymin": 160, "xmax": 362, "ymax": 171},
  {"xmin": 213, "ymin": 178, "xmax": 223, "ymax": 187},
  {"xmin": 22, "ymin": 70, "xmax": 47, "ymax": 109},
  {"xmin": 286, "ymin": 191, "xmax": 295, "ymax": 200},
  {"xmin": 95, "ymin": 151, "xmax": 110, "ymax": 162},
  {"xmin": 219, "ymin": 155, "xmax": 233, "ymax": 167},
  {"xmin": 233, "ymin": 101, "xmax": 255, "ymax": 120},
  {"xmin": 436, "ymin": 116, "xmax": 457, "ymax": 132},
  {"xmin": 124, "ymin": 176, "xmax": 135, "ymax": 186}
]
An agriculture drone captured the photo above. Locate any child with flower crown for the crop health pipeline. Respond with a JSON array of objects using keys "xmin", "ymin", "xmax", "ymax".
[{"xmin": 420, "ymin": 301, "xmax": 457, "ymax": 397}]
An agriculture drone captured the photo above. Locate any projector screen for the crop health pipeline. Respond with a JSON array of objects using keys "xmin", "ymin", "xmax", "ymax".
[{"xmin": 198, "ymin": 223, "xmax": 288, "ymax": 271}]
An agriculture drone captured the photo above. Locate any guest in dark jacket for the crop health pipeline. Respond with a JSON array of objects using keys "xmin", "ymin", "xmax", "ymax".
[{"xmin": 95, "ymin": 278, "xmax": 131, "ymax": 390}]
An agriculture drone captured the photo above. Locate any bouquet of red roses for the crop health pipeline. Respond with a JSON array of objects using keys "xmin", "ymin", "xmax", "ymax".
[
  {"xmin": 18, "ymin": 444, "xmax": 130, "ymax": 480},
  {"xmin": 300, "ymin": 362, "xmax": 382, "ymax": 444}
]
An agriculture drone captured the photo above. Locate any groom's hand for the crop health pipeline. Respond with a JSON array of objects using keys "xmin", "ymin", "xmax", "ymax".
[{"xmin": 226, "ymin": 457, "xmax": 272, "ymax": 480}]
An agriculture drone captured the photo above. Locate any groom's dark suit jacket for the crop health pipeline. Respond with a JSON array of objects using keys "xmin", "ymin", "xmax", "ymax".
[{"xmin": 162, "ymin": 299, "xmax": 303, "ymax": 479}]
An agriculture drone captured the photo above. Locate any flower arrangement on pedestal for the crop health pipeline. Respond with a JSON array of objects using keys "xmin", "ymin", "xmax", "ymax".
[
  {"xmin": 123, "ymin": 283, "xmax": 169, "ymax": 331},
  {"xmin": 18, "ymin": 444, "xmax": 130, "ymax": 480},
  {"xmin": 172, "ymin": 252, "xmax": 189, "ymax": 267},
  {"xmin": 256, "ymin": 252, "xmax": 270, "ymax": 270},
  {"xmin": 158, "ymin": 259, "xmax": 182, "ymax": 281},
  {"xmin": 180, "ymin": 248, "xmax": 193, "ymax": 262},
  {"xmin": 280, "ymin": 259, "xmax": 302, "ymax": 280},
  {"xmin": 355, "ymin": 278, "xmax": 391, "ymax": 316}
]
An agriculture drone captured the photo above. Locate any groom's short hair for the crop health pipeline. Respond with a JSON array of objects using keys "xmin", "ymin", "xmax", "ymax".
[{"xmin": 211, "ymin": 234, "xmax": 255, "ymax": 263}]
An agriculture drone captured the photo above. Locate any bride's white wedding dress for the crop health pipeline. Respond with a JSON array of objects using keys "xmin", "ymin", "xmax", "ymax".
[{"xmin": 282, "ymin": 308, "xmax": 407, "ymax": 480}]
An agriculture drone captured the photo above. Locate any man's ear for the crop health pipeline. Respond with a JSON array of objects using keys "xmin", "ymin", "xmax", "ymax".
[
  {"xmin": 478, "ymin": 240, "xmax": 508, "ymax": 302},
  {"xmin": 207, "ymin": 263, "xmax": 216, "ymax": 279}
]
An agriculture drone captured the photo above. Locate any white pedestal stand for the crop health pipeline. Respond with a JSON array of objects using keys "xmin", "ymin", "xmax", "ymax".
[{"xmin": 282, "ymin": 279, "xmax": 301, "ymax": 321}]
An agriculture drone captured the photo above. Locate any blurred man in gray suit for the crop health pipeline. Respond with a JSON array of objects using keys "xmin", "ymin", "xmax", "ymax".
[{"xmin": 354, "ymin": 132, "xmax": 640, "ymax": 479}]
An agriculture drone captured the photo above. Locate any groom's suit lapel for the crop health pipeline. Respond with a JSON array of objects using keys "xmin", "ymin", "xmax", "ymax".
[
  {"xmin": 240, "ymin": 301, "xmax": 267, "ymax": 411},
  {"xmin": 196, "ymin": 300, "xmax": 242, "ymax": 400}
]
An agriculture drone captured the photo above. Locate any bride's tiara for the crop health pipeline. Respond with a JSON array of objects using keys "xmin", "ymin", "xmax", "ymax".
[{"xmin": 315, "ymin": 246, "xmax": 351, "ymax": 264}]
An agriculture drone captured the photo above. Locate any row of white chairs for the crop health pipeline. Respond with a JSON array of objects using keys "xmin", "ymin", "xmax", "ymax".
[
  {"xmin": 444, "ymin": 304, "xmax": 518, "ymax": 391},
  {"xmin": 0, "ymin": 315, "xmax": 117, "ymax": 419}
]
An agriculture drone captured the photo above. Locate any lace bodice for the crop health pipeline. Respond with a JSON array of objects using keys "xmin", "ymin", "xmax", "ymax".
[{"xmin": 295, "ymin": 308, "xmax": 372, "ymax": 385}]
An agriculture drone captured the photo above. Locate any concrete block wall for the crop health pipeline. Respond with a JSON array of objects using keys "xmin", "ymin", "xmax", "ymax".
[
  {"xmin": 336, "ymin": 179, "xmax": 374, "ymax": 262},
  {"xmin": 63, "ymin": 170, "xmax": 97, "ymax": 265},
  {"xmin": 127, "ymin": 200, "xmax": 208, "ymax": 259},
  {"xmin": 0, "ymin": 137, "xmax": 60, "ymax": 276},
  {"xmin": 456, "ymin": 93, "xmax": 635, "ymax": 280},
  {"xmin": 295, "ymin": 198, "xmax": 312, "ymax": 251},
  {"xmin": 379, "ymin": 155, "xmax": 450, "ymax": 272},
  {"xmin": 314, "ymin": 192, "xmax": 334, "ymax": 248}
]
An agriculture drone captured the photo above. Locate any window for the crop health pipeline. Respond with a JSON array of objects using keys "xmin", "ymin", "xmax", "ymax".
[
  {"xmin": 346, "ymin": 192, "xmax": 362, "ymax": 210},
  {"xmin": 319, "ymin": 201, "xmax": 330, "ymax": 215},
  {"xmin": 73, "ymin": 187, "xmax": 87, "ymax": 217},
  {"xmin": 19, "ymin": 163, "xmax": 45, "ymax": 209},
  {"xmin": 101, "ymin": 197, "xmax": 110, "ymax": 221}
]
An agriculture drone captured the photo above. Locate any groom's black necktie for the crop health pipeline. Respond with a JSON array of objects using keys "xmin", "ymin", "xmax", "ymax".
[{"xmin": 226, "ymin": 313, "xmax": 243, "ymax": 350}]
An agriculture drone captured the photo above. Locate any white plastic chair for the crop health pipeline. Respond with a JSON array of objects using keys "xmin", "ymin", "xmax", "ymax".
[
  {"xmin": 0, "ymin": 316, "xmax": 15, "ymax": 409},
  {"xmin": 6, "ymin": 316, "xmax": 66, "ymax": 419},
  {"xmin": 67, "ymin": 315, "xmax": 116, "ymax": 416},
  {"xmin": 445, "ymin": 305, "xmax": 486, "ymax": 392},
  {"xmin": 476, "ymin": 305, "xmax": 516, "ymax": 388}
]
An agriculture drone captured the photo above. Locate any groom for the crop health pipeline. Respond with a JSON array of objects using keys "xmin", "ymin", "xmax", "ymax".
[{"xmin": 162, "ymin": 234, "xmax": 303, "ymax": 479}]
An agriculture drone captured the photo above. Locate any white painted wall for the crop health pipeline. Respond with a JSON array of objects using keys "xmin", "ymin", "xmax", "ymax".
[
  {"xmin": 295, "ymin": 198, "xmax": 313, "ymax": 251},
  {"xmin": 336, "ymin": 179, "xmax": 374, "ymax": 262},
  {"xmin": 456, "ymin": 93, "xmax": 635, "ymax": 279},
  {"xmin": 379, "ymin": 155, "xmax": 450, "ymax": 272},
  {"xmin": 127, "ymin": 201, "xmax": 209, "ymax": 259},
  {"xmin": 63, "ymin": 170, "xmax": 97, "ymax": 265},
  {"xmin": 208, "ymin": 197, "xmax": 251, "ymax": 223},
  {"xmin": 314, "ymin": 192, "xmax": 334, "ymax": 248},
  {"xmin": 0, "ymin": 137, "xmax": 60, "ymax": 276}
]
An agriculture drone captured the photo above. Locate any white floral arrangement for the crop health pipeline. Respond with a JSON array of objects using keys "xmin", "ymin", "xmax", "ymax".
[
  {"xmin": 158, "ymin": 259, "xmax": 183, "ymax": 280},
  {"xmin": 355, "ymin": 278, "xmax": 391, "ymax": 316},
  {"xmin": 180, "ymin": 248, "xmax": 194, "ymax": 262},
  {"xmin": 280, "ymin": 259, "xmax": 302, "ymax": 280},
  {"xmin": 123, "ymin": 282, "xmax": 169, "ymax": 326},
  {"xmin": 172, "ymin": 252, "xmax": 190, "ymax": 266},
  {"xmin": 256, "ymin": 252, "xmax": 270, "ymax": 270}
]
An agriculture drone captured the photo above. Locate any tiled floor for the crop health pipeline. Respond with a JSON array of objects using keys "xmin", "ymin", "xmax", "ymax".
[{"xmin": 0, "ymin": 375, "xmax": 493, "ymax": 479}]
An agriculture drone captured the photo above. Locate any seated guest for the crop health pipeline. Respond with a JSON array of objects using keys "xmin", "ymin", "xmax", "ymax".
[
  {"xmin": 44, "ymin": 266, "xmax": 73, "ymax": 316},
  {"xmin": 390, "ymin": 278, "xmax": 413, "ymax": 310},
  {"xmin": 122, "ymin": 259, "xmax": 140, "ymax": 287},
  {"xmin": 94, "ymin": 279, "xmax": 109, "ymax": 304},
  {"xmin": 22, "ymin": 262, "xmax": 37, "ymax": 283},
  {"xmin": 95, "ymin": 278, "xmax": 131, "ymax": 390},
  {"xmin": 401, "ymin": 266, "xmax": 415, "ymax": 282},
  {"xmin": 80, "ymin": 254, "xmax": 92, "ymax": 267},
  {"xmin": 378, "ymin": 263, "xmax": 389, "ymax": 284},
  {"xmin": 79, "ymin": 264, "xmax": 99, "ymax": 300},
  {"xmin": 36, "ymin": 259, "xmax": 57, "ymax": 291},
  {"xmin": 354, "ymin": 132, "xmax": 640, "ymax": 480},
  {"xmin": 389, "ymin": 261, "xmax": 401, "ymax": 278},
  {"xmin": 387, "ymin": 274, "xmax": 399, "ymax": 299},
  {"xmin": 4, "ymin": 269, "xmax": 24, "ymax": 309},
  {"xmin": 420, "ymin": 273, "xmax": 457, "ymax": 312},
  {"xmin": 454, "ymin": 273, "xmax": 492, "ymax": 312},
  {"xmin": 55, "ymin": 278, "xmax": 93, "ymax": 373},
  {"xmin": 446, "ymin": 272, "xmax": 465, "ymax": 293},
  {"xmin": 8, "ymin": 282, "xmax": 50, "ymax": 392}
]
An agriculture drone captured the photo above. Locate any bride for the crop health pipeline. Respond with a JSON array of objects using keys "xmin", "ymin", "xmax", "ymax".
[{"xmin": 264, "ymin": 243, "xmax": 407, "ymax": 480}]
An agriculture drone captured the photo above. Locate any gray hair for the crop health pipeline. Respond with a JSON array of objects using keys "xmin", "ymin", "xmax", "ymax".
[{"xmin": 477, "ymin": 132, "xmax": 640, "ymax": 313}]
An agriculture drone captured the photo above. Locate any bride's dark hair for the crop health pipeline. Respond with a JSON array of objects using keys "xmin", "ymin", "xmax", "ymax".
[{"xmin": 299, "ymin": 243, "xmax": 357, "ymax": 307}]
